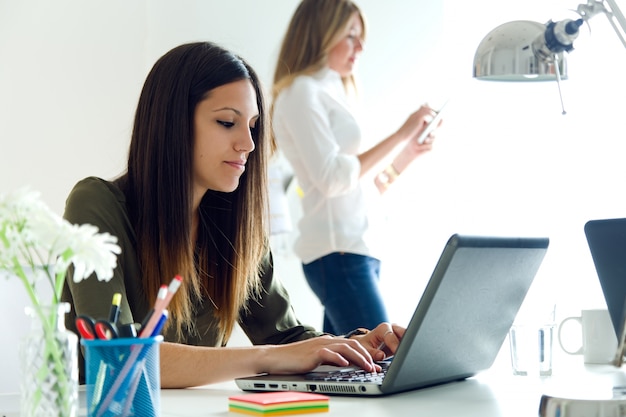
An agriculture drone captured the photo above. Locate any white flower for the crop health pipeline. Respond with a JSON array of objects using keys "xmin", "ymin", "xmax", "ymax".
[
  {"xmin": 57, "ymin": 223, "xmax": 121, "ymax": 283},
  {"xmin": 0, "ymin": 187, "xmax": 121, "ymax": 306}
]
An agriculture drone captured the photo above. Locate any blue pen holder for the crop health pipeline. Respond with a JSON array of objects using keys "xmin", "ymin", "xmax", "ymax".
[{"xmin": 82, "ymin": 336, "xmax": 162, "ymax": 417}]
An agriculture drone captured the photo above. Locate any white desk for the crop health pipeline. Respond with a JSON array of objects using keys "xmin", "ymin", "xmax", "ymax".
[{"xmin": 2, "ymin": 363, "xmax": 625, "ymax": 417}]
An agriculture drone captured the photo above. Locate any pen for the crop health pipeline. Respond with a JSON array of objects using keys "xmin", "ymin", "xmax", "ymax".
[
  {"xmin": 150, "ymin": 310, "xmax": 169, "ymax": 337},
  {"xmin": 108, "ymin": 293, "xmax": 122, "ymax": 324}
]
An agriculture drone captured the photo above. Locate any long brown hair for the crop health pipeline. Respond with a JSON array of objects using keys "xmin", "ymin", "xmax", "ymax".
[
  {"xmin": 117, "ymin": 42, "xmax": 269, "ymax": 342},
  {"xmin": 272, "ymin": 0, "xmax": 367, "ymax": 99}
]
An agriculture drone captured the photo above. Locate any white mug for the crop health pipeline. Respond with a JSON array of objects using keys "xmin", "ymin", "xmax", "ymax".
[{"xmin": 558, "ymin": 309, "xmax": 618, "ymax": 364}]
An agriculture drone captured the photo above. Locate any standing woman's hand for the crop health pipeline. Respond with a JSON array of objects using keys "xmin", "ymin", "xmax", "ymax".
[
  {"xmin": 394, "ymin": 105, "xmax": 438, "ymax": 144},
  {"xmin": 374, "ymin": 105, "xmax": 441, "ymax": 194},
  {"xmin": 402, "ymin": 122, "xmax": 440, "ymax": 159},
  {"xmin": 390, "ymin": 104, "xmax": 442, "ymax": 174}
]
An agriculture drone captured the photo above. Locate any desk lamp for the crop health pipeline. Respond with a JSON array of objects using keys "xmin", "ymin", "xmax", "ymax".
[
  {"xmin": 473, "ymin": 1, "xmax": 626, "ymax": 415},
  {"xmin": 473, "ymin": 0, "xmax": 626, "ymax": 114}
]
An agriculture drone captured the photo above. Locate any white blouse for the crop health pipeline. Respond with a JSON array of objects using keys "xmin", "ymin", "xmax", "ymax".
[{"xmin": 273, "ymin": 67, "xmax": 376, "ymax": 264}]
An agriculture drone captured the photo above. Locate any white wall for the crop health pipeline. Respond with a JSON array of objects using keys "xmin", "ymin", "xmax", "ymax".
[{"xmin": 1, "ymin": 0, "xmax": 626, "ymax": 393}]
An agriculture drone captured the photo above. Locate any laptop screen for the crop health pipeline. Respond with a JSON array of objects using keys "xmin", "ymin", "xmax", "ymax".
[{"xmin": 584, "ymin": 218, "xmax": 626, "ymax": 337}]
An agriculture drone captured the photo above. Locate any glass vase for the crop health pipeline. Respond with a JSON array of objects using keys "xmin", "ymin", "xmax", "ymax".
[{"xmin": 20, "ymin": 302, "xmax": 79, "ymax": 417}]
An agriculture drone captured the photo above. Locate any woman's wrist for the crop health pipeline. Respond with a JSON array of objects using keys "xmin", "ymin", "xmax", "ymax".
[
  {"xmin": 374, "ymin": 163, "xmax": 400, "ymax": 192},
  {"xmin": 393, "ymin": 146, "xmax": 414, "ymax": 173}
]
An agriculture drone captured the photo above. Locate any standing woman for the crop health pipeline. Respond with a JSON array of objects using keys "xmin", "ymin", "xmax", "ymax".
[
  {"xmin": 272, "ymin": 0, "xmax": 442, "ymax": 335},
  {"xmin": 62, "ymin": 41, "xmax": 403, "ymax": 388}
]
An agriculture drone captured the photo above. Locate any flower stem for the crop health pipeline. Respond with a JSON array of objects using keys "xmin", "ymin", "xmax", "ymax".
[
  {"xmin": 13, "ymin": 261, "xmax": 41, "ymax": 315},
  {"xmin": 24, "ymin": 305, "xmax": 74, "ymax": 416}
]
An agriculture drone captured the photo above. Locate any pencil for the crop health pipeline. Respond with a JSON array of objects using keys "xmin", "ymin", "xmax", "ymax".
[{"xmin": 139, "ymin": 275, "xmax": 182, "ymax": 338}]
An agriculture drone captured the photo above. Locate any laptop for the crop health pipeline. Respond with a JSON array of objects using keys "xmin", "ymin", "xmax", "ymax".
[
  {"xmin": 236, "ymin": 234, "xmax": 550, "ymax": 396},
  {"xmin": 584, "ymin": 218, "xmax": 626, "ymax": 338}
]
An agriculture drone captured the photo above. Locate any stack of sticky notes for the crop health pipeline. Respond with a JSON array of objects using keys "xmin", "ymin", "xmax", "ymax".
[{"xmin": 228, "ymin": 391, "xmax": 330, "ymax": 415}]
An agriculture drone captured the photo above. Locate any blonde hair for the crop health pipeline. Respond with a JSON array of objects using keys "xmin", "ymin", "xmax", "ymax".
[{"xmin": 272, "ymin": 0, "xmax": 367, "ymax": 99}]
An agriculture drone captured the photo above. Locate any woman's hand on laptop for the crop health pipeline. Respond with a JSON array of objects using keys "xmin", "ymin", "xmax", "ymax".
[
  {"xmin": 254, "ymin": 324, "xmax": 405, "ymax": 376},
  {"xmin": 260, "ymin": 335, "xmax": 381, "ymax": 374},
  {"xmin": 355, "ymin": 323, "xmax": 405, "ymax": 361}
]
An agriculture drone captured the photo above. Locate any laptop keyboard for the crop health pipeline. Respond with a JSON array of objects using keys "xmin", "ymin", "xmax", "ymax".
[{"xmin": 305, "ymin": 361, "xmax": 391, "ymax": 384}]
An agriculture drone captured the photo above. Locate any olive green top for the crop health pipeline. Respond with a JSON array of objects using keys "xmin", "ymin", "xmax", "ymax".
[{"xmin": 61, "ymin": 177, "xmax": 322, "ymax": 380}]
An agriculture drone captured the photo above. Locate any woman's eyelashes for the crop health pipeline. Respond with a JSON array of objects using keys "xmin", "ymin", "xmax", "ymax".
[
  {"xmin": 216, "ymin": 119, "xmax": 257, "ymax": 136},
  {"xmin": 217, "ymin": 120, "xmax": 235, "ymax": 128}
]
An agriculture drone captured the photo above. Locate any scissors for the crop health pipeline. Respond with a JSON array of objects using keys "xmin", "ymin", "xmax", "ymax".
[{"xmin": 75, "ymin": 315, "xmax": 119, "ymax": 340}]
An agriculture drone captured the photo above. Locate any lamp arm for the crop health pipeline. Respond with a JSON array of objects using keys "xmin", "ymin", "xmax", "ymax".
[
  {"xmin": 577, "ymin": 0, "xmax": 626, "ymax": 49},
  {"xmin": 603, "ymin": 0, "xmax": 626, "ymax": 48}
]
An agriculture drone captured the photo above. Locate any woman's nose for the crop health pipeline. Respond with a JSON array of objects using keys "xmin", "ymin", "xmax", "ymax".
[
  {"xmin": 236, "ymin": 128, "xmax": 255, "ymax": 153},
  {"xmin": 355, "ymin": 37, "xmax": 365, "ymax": 52}
]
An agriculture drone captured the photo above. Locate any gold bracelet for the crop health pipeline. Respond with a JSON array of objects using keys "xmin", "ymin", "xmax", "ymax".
[
  {"xmin": 384, "ymin": 164, "xmax": 399, "ymax": 180},
  {"xmin": 377, "ymin": 164, "xmax": 399, "ymax": 189}
]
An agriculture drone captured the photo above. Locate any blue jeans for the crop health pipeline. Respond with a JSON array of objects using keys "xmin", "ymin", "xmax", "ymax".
[{"xmin": 302, "ymin": 252, "xmax": 388, "ymax": 335}]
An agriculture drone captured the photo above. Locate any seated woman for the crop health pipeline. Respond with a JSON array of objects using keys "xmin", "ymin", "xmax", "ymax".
[{"xmin": 61, "ymin": 41, "xmax": 404, "ymax": 389}]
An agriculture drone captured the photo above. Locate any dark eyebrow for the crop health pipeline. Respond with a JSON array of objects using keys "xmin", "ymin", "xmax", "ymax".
[
  {"xmin": 213, "ymin": 107, "xmax": 242, "ymax": 115},
  {"xmin": 213, "ymin": 107, "xmax": 260, "ymax": 120}
]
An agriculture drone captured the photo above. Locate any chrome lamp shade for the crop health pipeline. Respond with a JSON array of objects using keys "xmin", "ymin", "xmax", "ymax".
[{"xmin": 473, "ymin": 20, "xmax": 568, "ymax": 81}]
